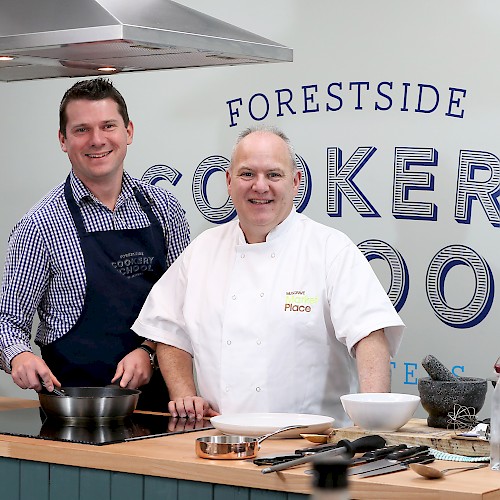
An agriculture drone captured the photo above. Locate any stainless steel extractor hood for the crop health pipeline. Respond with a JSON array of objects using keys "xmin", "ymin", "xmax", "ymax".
[{"xmin": 0, "ymin": 0, "xmax": 293, "ymax": 82}]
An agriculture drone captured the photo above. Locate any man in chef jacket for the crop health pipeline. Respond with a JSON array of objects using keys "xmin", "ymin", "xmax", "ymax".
[
  {"xmin": 132, "ymin": 126, "xmax": 404, "ymax": 425},
  {"xmin": 0, "ymin": 78, "xmax": 189, "ymax": 411}
]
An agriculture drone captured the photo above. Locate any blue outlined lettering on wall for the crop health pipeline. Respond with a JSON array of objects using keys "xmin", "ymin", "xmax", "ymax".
[
  {"xmin": 426, "ymin": 245, "xmax": 494, "ymax": 328},
  {"xmin": 141, "ymin": 164, "xmax": 182, "ymax": 186},
  {"xmin": 393, "ymin": 147, "xmax": 438, "ymax": 221},
  {"xmin": 192, "ymin": 156, "xmax": 235, "ymax": 225},
  {"xmin": 455, "ymin": 149, "xmax": 500, "ymax": 227},
  {"xmin": 326, "ymin": 147, "xmax": 379, "ymax": 217},
  {"xmin": 293, "ymin": 154, "xmax": 312, "ymax": 212},
  {"xmin": 358, "ymin": 239, "xmax": 409, "ymax": 312},
  {"xmin": 226, "ymin": 81, "xmax": 467, "ymax": 127}
]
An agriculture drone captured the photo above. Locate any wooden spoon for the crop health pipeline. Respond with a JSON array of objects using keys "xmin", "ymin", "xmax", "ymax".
[
  {"xmin": 299, "ymin": 434, "xmax": 329, "ymax": 444},
  {"xmin": 409, "ymin": 462, "xmax": 487, "ymax": 479}
]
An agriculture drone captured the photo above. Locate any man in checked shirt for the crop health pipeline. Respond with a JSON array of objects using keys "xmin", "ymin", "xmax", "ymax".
[{"xmin": 0, "ymin": 78, "xmax": 190, "ymax": 411}]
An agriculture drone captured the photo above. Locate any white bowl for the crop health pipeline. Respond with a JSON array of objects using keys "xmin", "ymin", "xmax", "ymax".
[{"xmin": 340, "ymin": 393, "xmax": 420, "ymax": 432}]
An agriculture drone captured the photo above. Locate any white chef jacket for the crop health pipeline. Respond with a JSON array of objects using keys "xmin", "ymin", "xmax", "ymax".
[{"xmin": 132, "ymin": 208, "xmax": 404, "ymax": 427}]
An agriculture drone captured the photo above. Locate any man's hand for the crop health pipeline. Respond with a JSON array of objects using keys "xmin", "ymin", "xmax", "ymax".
[
  {"xmin": 168, "ymin": 395, "xmax": 219, "ymax": 420},
  {"xmin": 10, "ymin": 351, "xmax": 61, "ymax": 392},
  {"xmin": 155, "ymin": 344, "xmax": 218, "ymax": 420},
  {"xmin": 111, "ymin": 348, "xmax": 154, "ymax": 389}
]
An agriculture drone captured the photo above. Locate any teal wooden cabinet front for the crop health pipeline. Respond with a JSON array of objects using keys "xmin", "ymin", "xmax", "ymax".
[{"xmin": 0, "ymin": 458, "xmax": 308, "ymax": 500}]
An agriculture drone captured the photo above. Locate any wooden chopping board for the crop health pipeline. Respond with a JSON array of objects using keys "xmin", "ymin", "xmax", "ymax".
[{"xmin": 328, "ymin": 418, "xmax": 489, "ymax": 457}]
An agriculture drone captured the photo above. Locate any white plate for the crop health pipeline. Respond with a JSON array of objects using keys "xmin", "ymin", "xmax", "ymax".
[{"xmin": 210, "ymin": 413, "xmax": 334, "ymax": 438}]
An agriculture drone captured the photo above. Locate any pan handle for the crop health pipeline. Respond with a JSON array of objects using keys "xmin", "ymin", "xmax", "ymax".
[{"xmin": 257, "ymin": 425, "xmax": 307, "ymax": 445}]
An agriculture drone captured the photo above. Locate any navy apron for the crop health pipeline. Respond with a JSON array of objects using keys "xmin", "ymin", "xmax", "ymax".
[{"xmin": 41, "ymin": 176, "xmax": 169, "ymax": 411}]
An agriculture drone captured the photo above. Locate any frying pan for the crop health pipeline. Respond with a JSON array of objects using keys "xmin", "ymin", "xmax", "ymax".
[
  {"xmin": 38, "ymin": 386, "xmax": 141, "ymax": 424},
  {"xmin": 195, "ymin": 425, "xmax": 305, "ymax": 460}
]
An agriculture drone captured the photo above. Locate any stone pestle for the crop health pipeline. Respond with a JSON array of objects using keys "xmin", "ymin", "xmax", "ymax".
[{"xmin": 421, "ymin": 354, "xmax": 456, "ymax": 381}]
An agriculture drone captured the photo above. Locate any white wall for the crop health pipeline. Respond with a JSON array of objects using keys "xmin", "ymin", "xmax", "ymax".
[{"xmin": 0, "ymin": 1, "xmax": 497, "ymax": 422}]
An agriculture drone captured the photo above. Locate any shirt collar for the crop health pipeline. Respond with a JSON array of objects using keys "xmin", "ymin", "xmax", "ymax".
[
  {"xmin": 236, "ymin": 206, "xmax": 298, "ymax": 245},
  {"xmin": 69, "ymin": 170, "xmax": 136, "ymax": 207}
]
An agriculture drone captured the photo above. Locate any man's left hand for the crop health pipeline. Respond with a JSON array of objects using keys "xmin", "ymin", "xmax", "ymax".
[{"xmin": 111, "ymin": 348, "xmax": 154, "ymax": 388}]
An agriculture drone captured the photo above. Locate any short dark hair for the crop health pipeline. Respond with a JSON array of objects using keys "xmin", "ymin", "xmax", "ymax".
[{"xmin": 59, "ymin": 78, "xmax": 129, "ymax": 137}]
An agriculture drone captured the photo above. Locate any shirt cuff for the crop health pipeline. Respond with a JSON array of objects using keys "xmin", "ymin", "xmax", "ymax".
[{"xmin": 2, "ymin": 344, "xmax": 33, "ymax": 373}]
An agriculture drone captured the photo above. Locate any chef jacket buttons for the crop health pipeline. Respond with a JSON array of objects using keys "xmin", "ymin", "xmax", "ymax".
[
  {"xmin": 256, "ymin": 339, "xmax": 262, "ymax": 345},
  {"xmin": 255, "ymin": 387, "xmax": 261, "ymax": 392},
  {"xmin": 226, "ymin": 340, "xmax": 232, "ymax": 345},
  {"xmin": 225, "ymin": 386, "xmax": 230, "ymax": 392},
  {"xmin": 240, "ymin": 253, "xmax": 245, "ymax": 258},
  {"xmin": 260, "ymin": 292, "xmax": 264, "ymax": 297},
  {"xmin": 232, "ymin": 295, "xmax": 236, "ymax": 300},
  {"xmin": 271, "ymin": 252, "xmax": 276, "ymax": 258}
]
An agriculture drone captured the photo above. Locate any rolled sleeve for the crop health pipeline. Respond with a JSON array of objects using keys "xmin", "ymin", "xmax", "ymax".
[
  {"xmin": 132, "ymin": 252, "xmax": 193, "ymax": 355},
  {"xmin": 327, "ymin": 238, "xmax": 405, "ymax": 357}
]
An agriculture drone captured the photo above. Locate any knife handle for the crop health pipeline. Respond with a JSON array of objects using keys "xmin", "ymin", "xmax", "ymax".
[
  {"xmin": 338, "ymin": 435, "xmax": 387, "ymax": 458},
  {"xmin": 362, "ymin": 444, "xmax": 407, "ymax": 460},
  {"xmin": 402, "ymin": 454, "xmax": 435, "ymax": 465},
  {"xmin": 385, "ymin": 445, "xmax": 429, "ymax": 460},
  {"xmin": 295, "ymin": 442, "xmax": 340, "ymax": 455}
]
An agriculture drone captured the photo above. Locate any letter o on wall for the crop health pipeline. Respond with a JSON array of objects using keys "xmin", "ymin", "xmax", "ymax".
[
  {"xmin": 192, "ymin": 156, "xmax": 236, "ymax": 224},
  {"xmin": 358, "ymin": 239, "xmax": 409, "ymax": 312},
  {"xmin": 426, "ymin": 244, "xmax": 494, "ymax": 328}
]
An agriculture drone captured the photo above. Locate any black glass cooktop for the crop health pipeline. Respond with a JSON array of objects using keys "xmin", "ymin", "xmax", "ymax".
[{"xmin": 0, "ymin": 407, "xmax": 213, "ymax": 446}]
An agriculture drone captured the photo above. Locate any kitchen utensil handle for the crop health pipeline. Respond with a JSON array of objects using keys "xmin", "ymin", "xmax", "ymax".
[
  {"xmin": 261, "ymin": 451, "xmax": 320, "ymax": 473},
  {"xmin": 403, "ymin": 454, "xmax": 435, "ymax": 465},
  {"xmin": 361, "ymin": 444, "xmax": 407, "ymax": 460},
  {"xmin": 295, "ymin": 442, "xmax": 340, "ymax": 455},
  {"xmin": 257, "ymin": 425, "xmax": 307, "ymax": 444},
  {"xmin": 337, "ymin": 435, "xmax": 387, "ymax": 458},
  {"xmin": 261, "ymin": 435, "xmax": 385, "ymax": 474},
  {"xmin": 39, "ymin": 378, "xmax": 66, "ymax": 397},
  {"xmin": 386, "ymin": 445, "xmax": 429, "ymax": 460}
]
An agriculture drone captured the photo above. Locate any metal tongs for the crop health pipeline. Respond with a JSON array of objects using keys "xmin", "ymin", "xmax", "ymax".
[{"xmin": 40, "ymin": 380, "xmax": 67, "ymax": 397}]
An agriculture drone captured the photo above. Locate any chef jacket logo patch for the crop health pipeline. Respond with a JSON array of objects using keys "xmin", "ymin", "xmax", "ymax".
[
  {"xmin": 111, "ymin": 252, "xmax": 154, "ymax": 279},
  {"xmin": 284, "ymin": 291, "xmax": 318, "ymax": 312}
]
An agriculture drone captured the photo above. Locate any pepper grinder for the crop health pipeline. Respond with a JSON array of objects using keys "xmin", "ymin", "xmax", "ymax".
[{"xmin": 311, "ymin": 456, "xmax": 350, "ymax": 500}]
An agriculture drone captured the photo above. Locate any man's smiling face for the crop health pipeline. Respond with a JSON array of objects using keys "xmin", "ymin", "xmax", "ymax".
[
  {"xmin": 226, "ymin": 131, "xmax": 300, "ymax": 243},
  {"xmin": 58, "ymin": 98, "xmax": 133, "ymax": 186}
]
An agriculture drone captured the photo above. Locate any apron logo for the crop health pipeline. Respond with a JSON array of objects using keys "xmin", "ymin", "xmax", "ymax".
[
  {"xmin": 111, "ymin": 252, "xmax": 154, "ymax": 278},
  {"xmin": 284, "ymin": 290, "xmax": 318, "ymax": 312}
]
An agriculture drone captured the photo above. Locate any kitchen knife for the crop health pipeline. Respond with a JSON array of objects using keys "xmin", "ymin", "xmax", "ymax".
[
  {"xmin": 302, "ymin": 444, "xmax": 408, "ymax": 475},
  {"xmin": 354, "ymin": 454, "xmax": 435, "ymax": 478},
  {"xmin": 348, "ymin": 446, "xmax": 430, "ymax": 475},
  {"xmin": 261, "ymin": 435, "xmax": 386, "ymax": 474},
  {"xmin": 295, "ymin": 441, "xmax": 346, "ymax": 455},
  {"xmin": 349, "ymin": 444, "xmax": 408, "ymax": 465}
]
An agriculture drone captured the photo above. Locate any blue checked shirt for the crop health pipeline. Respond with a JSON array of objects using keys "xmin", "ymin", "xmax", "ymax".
[{"xmin": 0, "ymin": 170, "xmax": 190, "ymax": 372}]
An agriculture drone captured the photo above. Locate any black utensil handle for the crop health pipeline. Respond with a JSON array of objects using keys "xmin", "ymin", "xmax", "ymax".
[
  {"xmin": 386, "ymin": 445, "xmax": 429, "ymax": 460},
  {"xmin": 295, "ymin": 442, "xmax": 339, "ymax": 455},
  {"xmin": 337, "ymin": 435, "xmax": 386, "ymax": 458},
  {"xmin": 403, "ymin": 454, "xmax": 435, "ymax": 465},
  {"xmin": 363, "ymin": 444, "xmax": 407, "ymax": 459}
]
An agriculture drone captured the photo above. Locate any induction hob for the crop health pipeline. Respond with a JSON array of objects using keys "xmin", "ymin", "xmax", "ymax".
[{"xmin": 0, "ymin": 407, "xmax": 213, "ymax": 446}]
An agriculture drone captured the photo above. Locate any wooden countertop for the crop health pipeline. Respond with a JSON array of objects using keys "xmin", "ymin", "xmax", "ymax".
[{"xmin": 0, "ymin": 397, "xmax": 498, "ymax": 499}]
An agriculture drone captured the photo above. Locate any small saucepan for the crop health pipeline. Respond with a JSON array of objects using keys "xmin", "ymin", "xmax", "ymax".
[{"xmin": 195, "ymin": 425, "xmax": 305, "ymax": 460}]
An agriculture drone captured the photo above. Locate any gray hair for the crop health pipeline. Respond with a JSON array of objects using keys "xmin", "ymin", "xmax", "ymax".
[{"xmin": 230, "ymin": 125, "xmax": 297, "ymax": 171}]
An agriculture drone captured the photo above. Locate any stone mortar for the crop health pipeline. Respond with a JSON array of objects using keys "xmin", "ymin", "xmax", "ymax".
[{"xmin": 417, "ymin": 376, "xmax": 487, "ymax": 428}]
